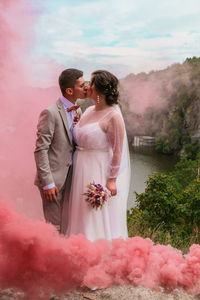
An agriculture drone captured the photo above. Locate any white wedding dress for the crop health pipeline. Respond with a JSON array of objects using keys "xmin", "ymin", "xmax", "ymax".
[{"xmin": 66, "ymin": 105, "xmax": 131, "ymax": 241}]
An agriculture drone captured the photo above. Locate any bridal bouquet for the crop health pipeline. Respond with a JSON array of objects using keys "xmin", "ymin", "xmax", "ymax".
[{"xmin": 83, "ymin": 182, "xmax": 110, "ymax": 210}]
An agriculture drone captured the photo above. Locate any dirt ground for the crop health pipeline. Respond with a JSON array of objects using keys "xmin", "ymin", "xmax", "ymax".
[{"xmin": 0, "ymin": 286, "xmax": 199, "ymax": 300}]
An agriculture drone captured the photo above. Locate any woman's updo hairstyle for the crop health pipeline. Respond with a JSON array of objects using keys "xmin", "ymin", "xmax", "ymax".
[{"xmin": 91, "ymin": 70, "xmax": 119, "ymax": 106}]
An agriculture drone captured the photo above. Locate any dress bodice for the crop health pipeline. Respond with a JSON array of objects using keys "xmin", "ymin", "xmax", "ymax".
[
  {"xmin": 74, "ymin": 122, "xmax": 109, "ymax": 150},
  {"xmin": 73, "ymin": 105, "xmax": 129, "ymax": 179}
]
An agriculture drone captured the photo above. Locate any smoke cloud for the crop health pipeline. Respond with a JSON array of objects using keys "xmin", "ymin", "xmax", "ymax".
[
  {"xmin": 0, "ymin": 0, "xmax": 61, "ymax": 218},
  {"xmin": 0, "ymin": 201, "xmax": 200, "ymax": 298},
  {"xmin": 119, "ymin": 63, "xmax": 192, "ymax": 137},
  {"xmin": 120, "ymin": 63, "xmax": 191, "ymax": 116}
]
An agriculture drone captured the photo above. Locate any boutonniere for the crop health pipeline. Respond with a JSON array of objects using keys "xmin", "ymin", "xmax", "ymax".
[{"xmin": 72, "ymin": 111, "xmax": 81, "ymax": 127}]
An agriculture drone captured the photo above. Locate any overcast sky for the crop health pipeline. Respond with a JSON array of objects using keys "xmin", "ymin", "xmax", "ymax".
[{"xmin": 31, "ymin": 0, "xmax": 200, "ymax": 83}]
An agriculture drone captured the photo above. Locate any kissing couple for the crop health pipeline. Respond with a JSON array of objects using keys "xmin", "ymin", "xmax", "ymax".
[{"xmin": 34, "ymin": 68, "xmax": 130, "ymax": 242}]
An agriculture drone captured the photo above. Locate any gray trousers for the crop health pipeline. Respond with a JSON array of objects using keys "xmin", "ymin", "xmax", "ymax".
[{"xmin": 39, "ymin": 166, "xmax": 72, "ymax": 234}]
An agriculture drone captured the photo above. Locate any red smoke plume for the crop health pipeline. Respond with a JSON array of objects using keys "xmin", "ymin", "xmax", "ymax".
[
  {"xmin": 0, "ymin": 201, "xmax": 200, "ymax": 298},
  {"xmin": 0, "ymin": 0, "xmax": 60, "ymax": 218}
]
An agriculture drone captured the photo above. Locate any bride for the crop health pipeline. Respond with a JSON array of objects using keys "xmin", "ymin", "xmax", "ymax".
[{"xmin": 65, "ymin": 70, "xmax": 131, "ymax": 241}]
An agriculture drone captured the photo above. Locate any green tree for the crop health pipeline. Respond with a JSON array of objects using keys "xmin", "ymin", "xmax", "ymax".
[
  {"xmin": 136, "ymin": 173, "xmax": 179, "ymax": 230},
  {"xmin": 179, "ymin": 179, "xmax": 200, "ymax": 228},
  {"xmin": 171, "ymin": 156, "xmax": 198, "ymax": 191},
  {"xmin": 184, "ymin": 141, "xmax": 200, "ymax": 160}
]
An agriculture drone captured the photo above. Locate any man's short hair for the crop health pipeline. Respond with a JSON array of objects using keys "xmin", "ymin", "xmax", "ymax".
[{"xmin": 59, "ymin": 68, "xmax": 83, "ymax": 95}]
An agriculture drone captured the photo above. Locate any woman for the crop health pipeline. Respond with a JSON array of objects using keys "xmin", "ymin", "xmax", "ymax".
[{"xmin": 66, "ymin": 70, "xmax": 131, "ymax": 241}]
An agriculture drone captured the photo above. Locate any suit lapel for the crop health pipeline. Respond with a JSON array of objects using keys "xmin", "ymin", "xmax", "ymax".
[{"xmin": 56, "ymin": 99, "xmax": 72, "ymax": 145}]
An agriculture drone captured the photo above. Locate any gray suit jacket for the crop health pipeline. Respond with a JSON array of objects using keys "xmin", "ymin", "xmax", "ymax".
[{"xmin": 34, "ymin": 98, "xmax": 81, "ymax": 190}]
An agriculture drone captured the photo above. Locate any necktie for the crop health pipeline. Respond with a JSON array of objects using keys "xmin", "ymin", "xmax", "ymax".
[{"xmin": 67, "ymin": 105, "xmax": 80, "ymax": 112}]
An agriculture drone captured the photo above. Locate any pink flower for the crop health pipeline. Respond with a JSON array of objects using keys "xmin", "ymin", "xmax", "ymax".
[{"xmin": 83, "ymin": 181, "xmax": 110, "ymax": 210}]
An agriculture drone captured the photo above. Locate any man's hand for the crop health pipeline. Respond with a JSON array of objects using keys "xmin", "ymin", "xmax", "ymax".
[
  {"xmin": 44, "ymin": 186, "xmax": 59, "ymax": 202},
  {"xmin": 106, "ymin": 178, "xmax": 117, "ymax": 196}
]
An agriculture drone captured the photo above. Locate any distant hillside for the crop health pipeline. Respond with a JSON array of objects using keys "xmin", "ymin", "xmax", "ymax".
[{"xmin": 119, "ymin": 57, "xmax": 200, "ymax": 154}]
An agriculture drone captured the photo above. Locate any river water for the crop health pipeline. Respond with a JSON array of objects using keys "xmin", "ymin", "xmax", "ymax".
[{"xmin": 127, "ymin": 145, "xmax": 177, "ymax": 210}]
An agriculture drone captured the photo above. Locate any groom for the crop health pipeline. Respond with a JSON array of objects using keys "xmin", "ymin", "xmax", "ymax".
[{"xmin": 34, "ymin": 68, "xmax": 87, "ymax": 233}]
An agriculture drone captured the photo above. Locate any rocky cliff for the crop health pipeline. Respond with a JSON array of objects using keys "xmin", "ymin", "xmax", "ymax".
[{"xmin": 119, "ymin": 57, "xmax": 200, "ymax": 153}]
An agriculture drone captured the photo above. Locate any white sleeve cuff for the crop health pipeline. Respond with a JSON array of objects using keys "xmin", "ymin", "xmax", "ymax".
[{"xmin": 43, "ymin": 183, "xmax": 55, "ymax": 190}]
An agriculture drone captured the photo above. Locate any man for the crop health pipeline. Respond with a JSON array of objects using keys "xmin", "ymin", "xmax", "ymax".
[{"xmin": 34, "ymin": 68, "xmax": 87, "ymax": 233}]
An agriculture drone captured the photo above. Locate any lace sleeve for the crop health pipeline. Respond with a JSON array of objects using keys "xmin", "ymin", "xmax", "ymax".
[{"xmin": 106, "ymin": 112, "xmax": 125, "ymax": 178}]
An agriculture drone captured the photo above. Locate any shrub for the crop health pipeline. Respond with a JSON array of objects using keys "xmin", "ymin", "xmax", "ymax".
[
  {"xmin": 135, "ymin": 173, "xmax": 180, "ymax": 230},
  {"xmin": 127, "ymin": 157, "xmax": 200, "ymax": 252}
]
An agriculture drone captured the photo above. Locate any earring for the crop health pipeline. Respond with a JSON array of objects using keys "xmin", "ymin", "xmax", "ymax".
[{"xmin": 97, "ymin": 95, "xmax": 100, "ymax": 104}]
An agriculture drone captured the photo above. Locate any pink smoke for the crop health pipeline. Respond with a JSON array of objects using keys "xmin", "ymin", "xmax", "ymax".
[
  {"xmin": 120, "ymin": 74, "xmax": 164, "ymax": 115},
  {"xmin": 120, "ymin": 64, "xmax": 191, "ymax": 116},
  {"xmin": 0, "ymin": 0, "xmax": 61, "ymax": 218},
  {"xmin": 0, "ymin": 201, "xmax": 200, "ymax": 298},
  {"xmin": 0, "ymin": 0, "xmax": 33, "ymax": 89}
]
